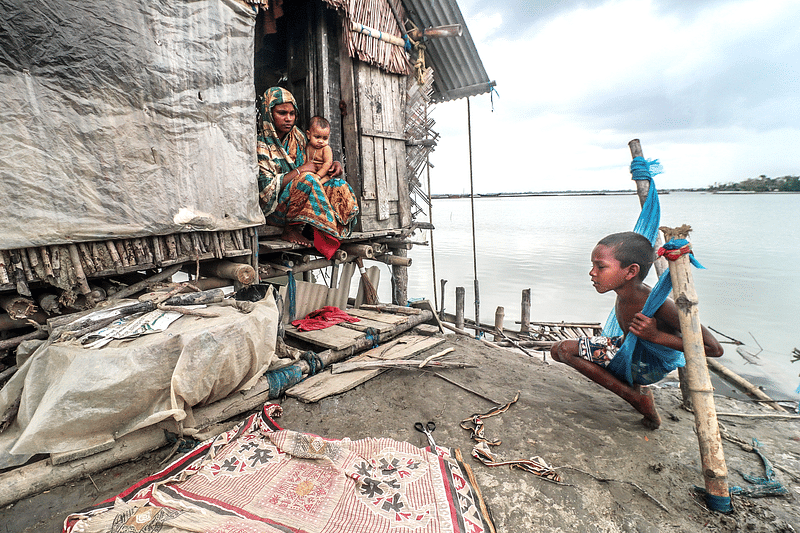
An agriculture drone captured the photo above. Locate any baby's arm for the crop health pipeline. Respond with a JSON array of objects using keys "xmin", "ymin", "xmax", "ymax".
[{"xmin": 317, "ymin": 145, "xmax": 333, "ymax": 181}]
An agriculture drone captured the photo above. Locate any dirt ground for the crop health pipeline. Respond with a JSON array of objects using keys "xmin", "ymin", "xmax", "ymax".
[{"xmin": 2, "ymin": 332, "xmax": 799, "ymax": 533}]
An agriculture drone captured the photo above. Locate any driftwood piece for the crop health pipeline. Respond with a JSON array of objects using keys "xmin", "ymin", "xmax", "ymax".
[
  {"xmin": 113, "ymin": 241, "xmax": 128, "ymax": 267},
  {"xmin": 77, "ymin": 243, "xmax": 96, "ymax": 274},
  {"xmin": 8, "ymin": 251, "xmax": 30, "ymax": 296},
  {"xmin": 67, "ymin": 245, "xmax": 94, "ymax": 305},
  {"xmin": 131, "ymin": 238, "xmax": 147, "ymax": 264},
  {"xmin": 109, "ymin": 264, "xmax": 182, "ymax": 301},
  {"xmin": 152, "ymin": 237, "xmax": 164, "ymax": 266},
  {"xmin": 0, "ymin": 329, "xmax": 48, "ymax": 351},
  {"xmin": 123, "ymin": 240, "xmax": 136, "ymax": 265},
  {"xmin": 0, "ymin": 250, "xmax": 10, "ymax": 284},
  {"xmin": 39, "ymin": 247, "xmax": 54, "ymax": 278},
  {"xmin": 105, "ymin": 241, "xmax": 123, "ymax": 272},
  {"xmin": 164, "ymin": 235, "xmax": 178, "ymax": 260},
  {"xmin": 19, "ymin": 248, "xmax": 35, "ymax": 281},
  {"xmin": 91, "ymin": 243, "xmax": 105, "ymax": 272}
]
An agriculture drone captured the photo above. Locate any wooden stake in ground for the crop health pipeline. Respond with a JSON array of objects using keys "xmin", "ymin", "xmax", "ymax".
[{"xmin": 660, "ymin": 224, "xmax": 731, "ymax": 512}]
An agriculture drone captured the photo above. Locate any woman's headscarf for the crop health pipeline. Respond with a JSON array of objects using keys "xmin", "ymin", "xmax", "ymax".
[{"xmin": 257, "ymin": 87, "xmax": 307, "ymax": 216}]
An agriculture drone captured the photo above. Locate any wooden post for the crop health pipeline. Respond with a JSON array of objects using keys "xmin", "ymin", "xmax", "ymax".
[
  {"xmin": 661, "ymin": 225, "xmax": 731, "ymax": 512},
  {"xmin": 389, "ymin": 248, "xmax": 408, "ymax": 305},
  {"xmin": 455, "ymin": 286, "xmax": 465, "ymax": 331},
  {"xmin": 439, "ymin": 279, "xmax": 447, "ymax": 319},
  {"xmin": 520, "ymin": 288, "xmax": 531, "ymax": 333},
  {"xmin": 494, "ymin": 306, "xmax": 504, "ymax": 341}
]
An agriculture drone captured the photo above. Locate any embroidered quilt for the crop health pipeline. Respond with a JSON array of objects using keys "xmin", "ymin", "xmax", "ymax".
[{"xmin": 64, "ymin": 404, "xmax": 495, "ymax": 533}]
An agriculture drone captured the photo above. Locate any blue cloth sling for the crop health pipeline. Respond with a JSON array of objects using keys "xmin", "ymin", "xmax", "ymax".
[{"xmin": 603, "ymin": 157, "xmax": 703, "ymax": 385}]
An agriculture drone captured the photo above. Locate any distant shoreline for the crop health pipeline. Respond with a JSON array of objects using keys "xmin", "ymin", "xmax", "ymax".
[{"xmin": 430, "ymin": 189, "xmax": 799, "ymax": 199}]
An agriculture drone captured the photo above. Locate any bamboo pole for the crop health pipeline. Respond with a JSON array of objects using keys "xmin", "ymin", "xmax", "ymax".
[
  {"xmin": 706, "ymin": 358, "xmax": 788, "ymax": 412},
  {"xmin": 340, "ymin": 243, "xmax": 374, "ymax": 259},
  {"xmin": 661, "ymin": 225, "xmax": 731, "ymax": 512},
  {"xmin": 199, "ymin": 260, "xmax": 256, "ymax": 285},
  {"xmin": 373, "ymin": 253, "xmax": 412, "ymax": 267}
]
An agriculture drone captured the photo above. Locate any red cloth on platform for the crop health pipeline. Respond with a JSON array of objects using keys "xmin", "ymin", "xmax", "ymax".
[
  {"xmin": 291, "ymin": 306, "xmax": 360, "ymax": 331},
  {"xmin": 313, "ymin": 228, "xmax": 340, "ymax": 260}
]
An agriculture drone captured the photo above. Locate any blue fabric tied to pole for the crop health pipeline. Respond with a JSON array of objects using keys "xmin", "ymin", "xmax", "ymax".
[{"xmin": 603, "ymin": 157, "xmax": 698, "ymax": 385}]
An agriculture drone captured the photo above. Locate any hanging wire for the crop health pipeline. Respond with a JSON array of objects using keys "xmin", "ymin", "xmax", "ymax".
[
  {"xmin": 425, "ymin": 101, "xmax": 439, "ymax": 311},
  {"xmin": 467, "ymin": 97, "xmax": 481, "ymax": 337}
]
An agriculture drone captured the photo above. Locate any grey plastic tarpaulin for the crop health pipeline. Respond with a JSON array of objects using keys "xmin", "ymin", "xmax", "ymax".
[
  {"xmin": 0, "ymin": 291, "xmax": 280, "ymax": 469},
  {"xmin": 0, "ymin": 0, "xmax": 264, "ymax": 250}
]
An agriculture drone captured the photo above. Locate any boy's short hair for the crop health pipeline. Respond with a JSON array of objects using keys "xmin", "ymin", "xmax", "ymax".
[
  {"xmin": 597, "ymin": 231, "xmax": 654, "ymax": 281},
  {"xmin": 309, "ymin": 115, "xmax": 330, "ymax": 131}
]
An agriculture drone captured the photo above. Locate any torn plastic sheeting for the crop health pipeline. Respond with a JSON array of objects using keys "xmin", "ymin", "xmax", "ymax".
[
  {"xmin": 0, "ymin": 0, "xmax": 264, "ymax": 250},
  {"xmin": 0, "ymin": 290, "xmax": 280, "ymax": 469}
]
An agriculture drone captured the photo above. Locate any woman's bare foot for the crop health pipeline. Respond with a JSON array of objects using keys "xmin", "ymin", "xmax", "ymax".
[
  {"xmin": 281, "ymin": 225, "xmax": 312, "ymax": 246},
  {"xmin": 632, "ymin": 385, "xmax": 661, "ymax": 430}
]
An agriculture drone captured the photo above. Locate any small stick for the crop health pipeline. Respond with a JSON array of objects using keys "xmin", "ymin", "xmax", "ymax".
[
  {"xmin": 707, "ymin": 326, "xmax": 743, "ymax": 345},
  {"xmin": 418, "ymin": 347, "xmax": 454, "ymax": 367},
  {"xmin": 560, "ymin": 465, "xmax": 668, "ymax": 512},
  {"xmin": 426, "ymin": 371, "xmax": 503, "ymax": 406}
]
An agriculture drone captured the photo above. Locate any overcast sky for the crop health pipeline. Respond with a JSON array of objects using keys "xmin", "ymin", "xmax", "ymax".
[{"xmin": 426, "ymin": 0, "xmax": 800, "ymax": 193}]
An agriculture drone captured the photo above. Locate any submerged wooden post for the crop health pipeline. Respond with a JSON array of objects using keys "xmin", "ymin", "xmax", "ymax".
[
  {"xmin": 494, "ymin": 306, "xmax": 504, "ymax": 341},
  {"xmin": 439, "ymin": 279, "xmax": 447, "ymax": 319},
  {"xmin": 455, "ymin": 286, "xmax": 465, "ymax": 330},
  {"xmin": 661, "ymin": 225, "xmax": 731, "ymax": 512},
  {"xmin": 520, "ymin": 288, "xmax": 531, "ymax": 333}
]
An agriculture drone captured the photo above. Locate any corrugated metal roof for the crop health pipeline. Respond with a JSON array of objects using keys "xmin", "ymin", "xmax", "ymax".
[{"xmin": 401, "ymin": 0, "xmax": 495, "ymax": 102}]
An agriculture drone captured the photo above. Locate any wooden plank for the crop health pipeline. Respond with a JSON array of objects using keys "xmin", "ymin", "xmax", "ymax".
[
  {"xmin": 346, "ymin": 307, "xmax": 410, "ymax": 325},
  {"xmin": 375, "ymin": 137, "xmax": 390, "ymax": 220},
  {"xmin": 338, "ymin": 30, "xmax": 362, "ymax": 202},
  {"xmin": 285, "ymin": 323, "xmax": 364, "ymax": 350},
  {"xmin": 374, "ymin": 71, "xmax": 391, "ymax": 220},
  {"xmin": 357, "ymin": 63, "xmax": 377, "ymax": 201},
  {"xmin": 285, "ymin": 334, "xmax": 446, "ymax": 402},
  {"xmin": 338, "ymin": 315, "xmax": 397, "ymax": 334}
]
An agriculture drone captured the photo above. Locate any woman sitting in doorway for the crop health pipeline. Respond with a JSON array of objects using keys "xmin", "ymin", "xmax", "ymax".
[{"xmin": 257, "ymin": 87, "xmax": 359, "ymax": 257}]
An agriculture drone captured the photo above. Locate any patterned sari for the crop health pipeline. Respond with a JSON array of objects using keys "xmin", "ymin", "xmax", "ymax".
[{"xmin": 257, "ymin": 87, "xmax": 358, "ymax": 241}]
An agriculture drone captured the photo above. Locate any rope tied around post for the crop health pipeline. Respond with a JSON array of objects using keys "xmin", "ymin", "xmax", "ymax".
[
  {"xmin": 364, "ymin": 327, "xmax": 380, "ymax": 348},
  {"xmin": 301, "ymin": 350, "xmax": 324, "ymax": 376},
  {"xmin": 265, "ymin": 366, "xmax": 303, "ymax": 399},
  {"xmin": 657, "ymin": 238, "xmax": 705, "ymax": 268}
]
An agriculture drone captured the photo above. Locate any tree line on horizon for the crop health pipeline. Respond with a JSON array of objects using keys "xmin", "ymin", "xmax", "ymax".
[{"xmin": 709, "ymin": 174, "xmax": 800, "ymax": 192}]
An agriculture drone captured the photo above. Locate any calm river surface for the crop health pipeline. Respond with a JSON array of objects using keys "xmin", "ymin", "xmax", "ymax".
[{"xmin": 392, "ymin": 192, "xmax": 800, "ymax": 402}]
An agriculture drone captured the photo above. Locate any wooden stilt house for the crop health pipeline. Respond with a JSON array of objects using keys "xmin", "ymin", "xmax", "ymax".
[{"xmin": 0, "ymin": 0, "xmax": 494, "ymax": 343}]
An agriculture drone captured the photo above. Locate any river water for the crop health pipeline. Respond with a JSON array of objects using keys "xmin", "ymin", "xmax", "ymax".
[{"xmin": 395, "ymin": 192, "xmax": 800, "ymax": 403}]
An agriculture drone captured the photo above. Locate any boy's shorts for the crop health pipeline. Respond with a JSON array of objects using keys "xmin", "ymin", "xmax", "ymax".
[{"xmin": 578, "ymin": 336, "xmax": 624, "ymax": 367}]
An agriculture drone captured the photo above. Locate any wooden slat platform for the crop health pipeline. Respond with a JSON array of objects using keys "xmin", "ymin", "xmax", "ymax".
[{"xmin": 285, "ymin": 334, "xmax": 445, "ymax": 403}]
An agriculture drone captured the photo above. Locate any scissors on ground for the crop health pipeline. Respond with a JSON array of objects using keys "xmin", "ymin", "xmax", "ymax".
[{"xmin": 414, "ymin": 421, "xmax": 437, "ymax": 448}]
